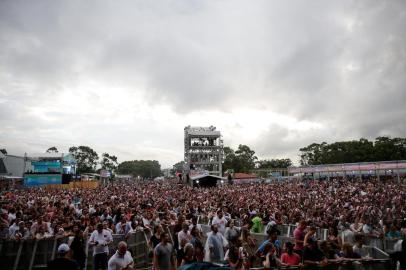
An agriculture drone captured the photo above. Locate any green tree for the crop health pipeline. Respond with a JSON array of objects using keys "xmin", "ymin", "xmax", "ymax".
[
  {"xmin": 117, "ymin": 160, "xmax": 162, "ymax": 179},
  {"xmin": 0, "ymin": 148, "xmax": 7, "ymax": 155},
  {"xmin": 299, "ymin": 142, "xmax": 326, "ymax": 165},
  {"xmin": 257, "ymin": 158, "xmax": 292, "ymax": 169},
  {"xmin": 69, "ymin": 146, "xmax": 99, "ymax": 174},
  {"xmin": 235, "ymin": 144, "xmax": 258, "ymax": 172},
  {"xmin": 373, "ymin": 136, "xmax": 405, "ymax": 161},
  {"xmin": 222, "ymin": 145, "xmax": 258, "ymax": 173},
  {"xmin": 171, "ymin": 161, "xmax": 185, "ymax": 175},
  {"xmin": 46, "ymin": 146, "xmax": 58, "ymax": 153},
  {"xmin": 222, "ymin": 146, "xmax": 236, "ymax": 173},
  {"xmin": 298, "ymin": 137, "xmax": 406, "ymax": 165},
  {"xmin": 100, "ymin": 152, "xmax": 118, "ymax": 172}
]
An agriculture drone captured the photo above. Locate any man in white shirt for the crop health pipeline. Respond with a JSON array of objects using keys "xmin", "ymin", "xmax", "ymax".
[
  {"xmin": 204, "ymin": 224, "xmax": 228, "ymax": 263},
  {"xmin": 8, "ymin": 209, "xmax": 16, "ymax": 224},
  {"xmin": 178, "ymin": 223, "xmax": 192, "ymax": 250},
  {"xmin": 211, "ymin": 210, "xmax": 227, "ymax": 236},
  {"xmin": 115, "ymin": 218, "xmax": 127, "ymax": 234},
  {"xmin": 8, "ymin": 218, "xmax": 21, "ymax": 237},
  {"xmin": 89, "ymin": 223, "xmax": 113, "ymax": 270},
  {"xmin": 108, "ymin": 241, "xmax": 134, "ymax": 270}
]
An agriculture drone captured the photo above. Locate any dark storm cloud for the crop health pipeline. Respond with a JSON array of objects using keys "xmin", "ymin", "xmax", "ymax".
[{"xmin": 0, "ymin": 0, "xmax": 405, "ymax": 165}]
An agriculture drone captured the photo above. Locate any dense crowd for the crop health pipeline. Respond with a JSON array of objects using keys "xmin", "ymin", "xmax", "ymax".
[{"xmin": 0, "ymin": 177, "xmax": 405, "ymax": 269}]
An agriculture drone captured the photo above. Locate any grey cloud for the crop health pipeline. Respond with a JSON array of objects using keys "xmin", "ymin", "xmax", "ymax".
[{"xmin": 0, "ymin": 0, "xmax": 405, "ymax": 166}]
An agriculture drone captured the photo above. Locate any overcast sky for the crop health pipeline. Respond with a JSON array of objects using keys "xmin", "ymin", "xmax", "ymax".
[{"xmin": 1, "ymin": 0, "xmax": 405, "ymax": 168}]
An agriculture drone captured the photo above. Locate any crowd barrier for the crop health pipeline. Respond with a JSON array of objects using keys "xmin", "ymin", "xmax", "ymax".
[
  {"xmin": 44, "ymin": 181, "xmax": 99, "ymax": 189},
  {"xmin": 383, "ymin": 238, "xmax": 401, "ymax": 253},
  {"xmin": 196, "ymin": 224, "xmax": 391, "ymax": 270},
  {"xmin": 0, "ymin": 231, "xmax": 149, "ymax": 270},
  {"xmin": 198, "ymin": 217, "xmax": 396, "ymax": 254},
  {"xmin": 0, "ymin": 230, "xmax": 392, "ymax": 270}
]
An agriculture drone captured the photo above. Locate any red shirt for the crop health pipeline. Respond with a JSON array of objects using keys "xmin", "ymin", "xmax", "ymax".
[{"xmin": 281, "ymin": 252, "xmax": 301, "ymax": 265}]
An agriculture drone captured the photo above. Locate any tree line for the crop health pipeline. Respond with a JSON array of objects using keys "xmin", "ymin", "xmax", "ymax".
[
  {"xmin": 45, "ymin": 146, "xmax": 119, "ymax": 175},
  {"xmin": 2, "ymin": 135, "xmax": 405, "ymax": 177},
  {"xmin": 45, "ymin": 146, "xmax": 162, "ymax": 178},
  {"xmin": 222, "ymin": 144, "xmax": 291, "ymax": 173},
  {"xmin": 299, "ymin": 136, "xmax": 406, "ymax": 166},
  {"xmin": 177, "ymin": 136, "xmax": 406, "ymax": 174}
]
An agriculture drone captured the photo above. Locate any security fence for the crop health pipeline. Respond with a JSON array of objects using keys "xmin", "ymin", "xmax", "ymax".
[
  {"xmin": 0, "ymin": 223, "xmax": 395, "ymax": 270},
  {"xmin": 196, "ymin": 221, "xmax": 392, "ymax": 270},
  {"xmin": 198, "ymin": 217, "xmax": 398, "ymax": 253},
  {"xmin": 0, "ymin": 231, "xmax": 149, "ymax": 270}
]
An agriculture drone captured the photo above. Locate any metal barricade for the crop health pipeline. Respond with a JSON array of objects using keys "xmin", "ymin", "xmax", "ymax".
[
  {"xmin": 29, "ymin": 237, "xmax": 60, "ymax": 269},
  {"xmin": 287, "ymin": 224, "xmax": 297, "ymax": 237},
  {"xmin": 0, "ymin": 238, "xmax": 67, "ymax": 270},
  {"xmin": 275, "ymin": 224, "xmax": 289, "ymax": 236},
  {"xmin": 364, "ymin": 236, "xmax": 384, "ymax": 250},
  {"xmin": 383, "ymin": 238, "xmax": 399, "ymax": 253},
  {"xmin": 0, "ymin": 232, "xmax": 151, "ymax": 270},
  {"xmin": 126, "ymin": 231, "xmax": 150, "ymax": 269},
  {"xmin": 0, "ymin": 240, "xmax": 26, "ymax": 270}
]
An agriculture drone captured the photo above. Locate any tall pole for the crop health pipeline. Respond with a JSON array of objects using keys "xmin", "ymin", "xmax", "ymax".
[{"xmin": 397, "ymin": 168, "xmax": 400, "ymax": 184}]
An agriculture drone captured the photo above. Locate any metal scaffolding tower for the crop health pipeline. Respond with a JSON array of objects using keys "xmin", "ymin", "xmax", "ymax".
[{"xmin": 184, "ymin": 126, "xmax": 224, "ymax": 176}]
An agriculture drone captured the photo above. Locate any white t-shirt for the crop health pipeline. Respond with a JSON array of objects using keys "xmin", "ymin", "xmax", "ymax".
[
  {"xmin": 8, "ymin": 223, "xmax": 19, "ymax": 236},
  {"xmin": 108, "ymin": 250, "xmax": 134, "ymax": 270},
  {"xmin": 394, "ymin": 239, "xmax": 403, "ymax": 252},
  {"xmin": 178, "ymin": 230, "xmax": 192, "ymax": 249},
  {"xmin": 8, "ymin": 213, "xmax": 16, "ymax": 223},
  {"xmin": 89, "ymin": 229, "xmax": 113, "ymax": 255},
  {"xmin": 362, "ymin": 224, "xmax": 372, "ymax": 234},
  {"xmin": 212, "ymin": 216, "xmax": 227, "ymax": 235}
]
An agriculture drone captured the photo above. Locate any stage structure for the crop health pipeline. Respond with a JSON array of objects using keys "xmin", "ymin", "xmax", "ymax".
[
  {"xmin": 184, "ymin": 126, "xmax": 224, "ymax": 186},
  {"xmin": 24, "ymin": 153, "xmax": 76, "ymax": 187}
]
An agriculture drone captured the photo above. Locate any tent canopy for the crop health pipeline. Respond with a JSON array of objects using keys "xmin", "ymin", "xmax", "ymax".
[{"xmin": 191, "ymin": 174, "xmax": 224, "ymax": 187}]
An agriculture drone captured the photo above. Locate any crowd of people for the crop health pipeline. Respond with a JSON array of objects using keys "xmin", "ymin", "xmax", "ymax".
[{"xmin": 0, "ymin": 177, "xmax": 405, "ymax": 269}]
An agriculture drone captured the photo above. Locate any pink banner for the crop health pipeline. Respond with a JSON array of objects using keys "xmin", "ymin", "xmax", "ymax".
[
  {"xmin": 342, "ymin": 164, "xmax": 360, "ymax": 171},
  {"xmin": 377, "ymin": 163, "xmax": 397, "ymax": 170},
  {"xmin": 359, "ymin": 164, "xmax": 376, "ymax": 170},
  {"xmin": 301, "ymin": 167, "xmax": 314, "ymax": 173},
  {"xmin": 289, "ymin": 162, "xmax": 406, "ymax": 175},
  {"xmin": 328, "ymin": 165, "xmax": 342, "ymax": 172},
  {"xmin": 397, "ymin": 162, "xmax": 406, "ymax": 169},
  {"xmin": 288, "ymin": 167, "xmax": 301, "ymax": 174}
]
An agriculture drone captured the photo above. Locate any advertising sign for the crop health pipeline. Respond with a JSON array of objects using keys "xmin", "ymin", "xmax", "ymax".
[
  {"xmin": 100, "ymin": 170, "xmax": 111, "ymax": 178},
  {"xmin": 24, "ymin": 174, "xmax": 62, "ymax": 186}
]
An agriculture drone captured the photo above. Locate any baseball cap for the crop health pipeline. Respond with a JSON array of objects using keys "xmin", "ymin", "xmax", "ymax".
[{"xmin": 58, "ymin": 243, "xmax": 70, "ymax": 253}]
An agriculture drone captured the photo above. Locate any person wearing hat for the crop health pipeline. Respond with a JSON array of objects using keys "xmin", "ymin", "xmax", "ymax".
[
  {"xmin": 47, "ymin": 243, "xmax": 79, "ymax": 270},
  {"xmin": 89, "ymin": 223, "xmax": 113, "ymax": 270}
]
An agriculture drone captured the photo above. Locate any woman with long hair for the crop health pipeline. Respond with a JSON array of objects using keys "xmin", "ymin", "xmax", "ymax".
[
  {"xmin": 150, "ymin": 225, "xmax": 163, "ymax": 249},
  {"xmin": 70, "ymin": 224, "xmax": 87, "ymax": 270},
  {"xmin": 181, "ymin": 243, "xmax": 197, "ymax": 266},
  {"xmin": 226, "ymin": 241, "xmax": 246, "ymax": 270},
  {"xmin": 240, "ymin": 227, "xmax": 256, "ymax": 268},
  {"xmin": 281, "ymin": 241, "xmax": 301, "ymax": 266},
  {"xmin": 190, "ymin": 226, "xmax": 204, "ymax": 262},
  {"xmin": 225, "ymin": 219, "xmax": 240, "ymax": 242}
]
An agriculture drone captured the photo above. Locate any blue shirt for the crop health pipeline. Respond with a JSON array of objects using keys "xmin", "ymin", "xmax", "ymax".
[{"xmin": 257, "ymin": 239, "xmax": 281, "ymax": 253}]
